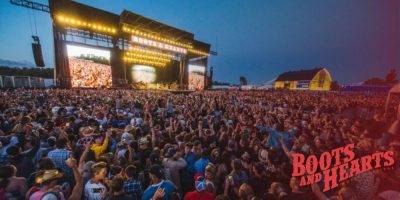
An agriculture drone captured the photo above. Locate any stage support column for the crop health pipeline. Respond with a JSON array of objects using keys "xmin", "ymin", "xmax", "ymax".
[
  {"xmin": 203, "ymin": 58, "xmax": 208, "ymax": 89},
  {"xmin": 52, "ymin": 23, "xmax": 71, "ymax": 88},
  {"xmin": 179, "ymin": 58, "xmax": 184, "ymax": 89},
  {"xmin": 111, "ymin": 45, "xmax": 125, "ymax": 87},
  {"xmin": 179, "ymin": 57, "xmax": 189, "ymax": 90}
]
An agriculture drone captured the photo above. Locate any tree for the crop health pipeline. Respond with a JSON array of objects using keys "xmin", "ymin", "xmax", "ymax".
[
  {"xmin": 213, "ymin": 81, "xmax": 230, "ymax": 86},
  {"xmin": 386, "ymin": 69, "xmax": 398, "ymax": 84},
  {"xmin": 364, "ymin": 77, "xmax": 386, "ymax": 85},
  {"xmin": 0, "ymin": 66, "xmax": 53, "ymax": 78},
  {"xmin": 239, "ymin": 76, "xmax": 247, "ymax": 86},
  {"xmin": 330, "ymin": 81, "xmax": 340, "ymax": 91}
]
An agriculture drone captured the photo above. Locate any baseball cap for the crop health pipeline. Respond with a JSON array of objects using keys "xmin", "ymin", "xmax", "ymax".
[
  {"xmin": 149, "ymin": 153, "xmax": 161, "ymax": 165},
  {"xmin": 195, "ymin": 176, "xmax": 207, "ymax": 192},
  {"xmin": 121, "ymin": 132, "xmax": 133, "ymax": 141},
  {"xmin": 165, "ymin": 147, "xmax": 177, "ymax": 158},
  {"xmin": 149, "ymin": 164, "xmax": 164, "ymax": 179}
]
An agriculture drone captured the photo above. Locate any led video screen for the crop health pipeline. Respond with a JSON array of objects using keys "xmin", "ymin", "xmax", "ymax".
[
  {"xmin": 131, "ymin": 65, "xmax": 156, "ymax": 83},
  {"xmin": 130, "ymin": 62, "xmax": 179, "ymax": 84},
  {"xmin": 188, "ymin": 65, "xmax": 205, "ymax": 90},
  {"xmin": 67, "ymin": 44, "xmax": 112, "ymax": 88}
]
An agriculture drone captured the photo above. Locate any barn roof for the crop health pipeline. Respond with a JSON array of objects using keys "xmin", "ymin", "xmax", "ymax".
[{"xmin": 276, "ymin": 68, "xmax": 324, "ymax": 81}]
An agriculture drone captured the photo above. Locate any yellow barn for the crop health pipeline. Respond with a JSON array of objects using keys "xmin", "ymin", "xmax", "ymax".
[{"xmin": 274, "ymin": 68, "xmax": 332, "ymax": 91}]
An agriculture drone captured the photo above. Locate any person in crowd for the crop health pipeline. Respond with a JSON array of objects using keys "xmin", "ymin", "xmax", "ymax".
[
  {"xmin": 162, "ymin": 146, "xmax": 187, "ymax": 193},
  {"xmin": 264, "ymin": 182, "xmax": 287, "ymax": 200},
  {"xmin": 205, "ymin": 163, "xmax": 218, "ymax": 194},
  {"xmin": 224, "ymin": 158, "xmax": 249, "ymax": 199},
  {"xmin": 106, "ymin": 176, "xmax": 131, "ymax": 200},
  {"xmin": 282, "ymin": 177, "xmax": 309, "ymax": 200},
  {"xmin": 91, "ymin": 131, "xmax": 111, "ymax": 160},
  {"xmin": 0, "ymin": 165, "xmax": 27, "ymax": 200},
  {"xmin": 2, "ymin": 131, "xmax": 40, "ymax": 179},
  {"xmin": 123, "ymin": 165, "xmax": 142, "ymax": 199},
  {"xmin": 28, "ymin": 155, "xmax": 82, "ymax": 200},
  {"xmin": 181, "ymin": 142, "xmax": 196, "ymax": 193},
  {"xmin": 238, "ymin": 183, "xmax": 259, "ymax": 200},
  {"xmin": 47, "ymin": 138, "xmax": 72, "ymax": 181},
  {"xmin": 84, "ymin": 162, "xmax": 108, "ymax": 200},
  {"xmin": 34, "ymin": 136, "xmax": 56, "ymax": 163},
  {"xmin": 141, "ymin": 164, "xmax": 176, "ymax": 200},
  {"xmin": 248, "ymin": 162, "xmax": 270, "ymax": 197},
  {"xmin": 184, "ymin": 175, "xmax": 215, "ymax": 200},
  {"xmin": 195, "ymin": 149, "xmax": 210, "ymax": 175}
]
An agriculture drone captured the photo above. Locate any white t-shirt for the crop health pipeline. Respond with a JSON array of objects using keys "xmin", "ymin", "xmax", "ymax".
[{"xmin": 84, "ymin": 180, "xmax": 107, "ymax": 200}]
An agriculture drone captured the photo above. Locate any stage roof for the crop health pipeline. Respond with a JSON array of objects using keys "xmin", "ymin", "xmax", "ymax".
[
  {"xmin": 49, "ymin": 0, "xmax": 119, "ymax": 27},
  {"xmin": 49, "ymin": 0, "xmax": 209, "ymax": 52},
  {"xmin": 120, "ymin": 10, "xmax": 194, "ymax": 42},
  {"xmin": 276, "ymin": 68, "xmax": 324, "ymax": 82}
]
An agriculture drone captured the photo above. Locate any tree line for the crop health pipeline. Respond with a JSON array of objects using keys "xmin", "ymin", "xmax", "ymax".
[
  {"xmin": 0, "ymin": 66, "xmax": 54, "ymax": 79},
  {"xmin": 364, "ymin": 69, "xmax": 398, "ymax": 85}
]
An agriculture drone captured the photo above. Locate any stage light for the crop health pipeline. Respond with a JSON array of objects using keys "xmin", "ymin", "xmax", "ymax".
[{"xmin": 57, "ymin": 16, "xmax": 65, "ymax": 22}]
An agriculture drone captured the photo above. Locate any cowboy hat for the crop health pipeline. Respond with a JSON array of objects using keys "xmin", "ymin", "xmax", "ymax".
[{"xmin": 35, "ymin": 169, "xmax": 64, "ymax": 184}]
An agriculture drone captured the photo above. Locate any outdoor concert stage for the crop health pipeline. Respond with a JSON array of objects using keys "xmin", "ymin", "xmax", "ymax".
[{"xmin": 49, "ymin": 0, "xmax": 212, "ymax": 90}]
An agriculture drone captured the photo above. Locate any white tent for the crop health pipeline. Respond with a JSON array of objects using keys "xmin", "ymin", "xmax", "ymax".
[
  {"xmin": 258, "ymin": 77, "xmax": 276, "ymax": 90},
  {"xmin": 385, "ymin": 83, "xmax": 400, "ymax": 112}
]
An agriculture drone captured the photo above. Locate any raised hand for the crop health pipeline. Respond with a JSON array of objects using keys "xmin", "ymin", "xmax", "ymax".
[
  {"xmin": 65, "ymin": 155, "xmax": 78, "ymax": 169},
  {"xmin": 153, "ymin": 187, "xmax": 165, "ymax": 199}
]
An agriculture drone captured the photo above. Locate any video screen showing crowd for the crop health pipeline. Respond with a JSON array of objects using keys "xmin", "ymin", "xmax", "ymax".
[
  {"xmin": 188, "ymin": 65, "xmax": 206, "ymax": 91},
  {"xmin": 67, "ymin": 45, "xmax": 112, "ymax": 88}
]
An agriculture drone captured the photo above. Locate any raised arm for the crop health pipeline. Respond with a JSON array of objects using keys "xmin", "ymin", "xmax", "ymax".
[
  {"xmin": 311, "ymin": 183, "xmax": 329, "ymax": 200},
  {"xmin": 78, "ymin": 142, "xmax": 91, "ymax": 173},
  {"xmin": 279, "ymin": 138, "xmax": 293, "ymax": 162},
  {"xmin": 66, "ymin": 155, "xmax": 83, "ymax": 200}
]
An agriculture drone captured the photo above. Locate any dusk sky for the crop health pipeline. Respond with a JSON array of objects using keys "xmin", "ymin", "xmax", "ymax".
[{"xmin": 0, "ymin": 0, "xmax": 399, "ymax": 84}]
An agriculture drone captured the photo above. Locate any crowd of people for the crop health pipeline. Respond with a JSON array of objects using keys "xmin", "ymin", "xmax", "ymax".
[
  {"xmin": 133, "ymin": 82, "xmax": 180, "ymax": 91},
  {"xmin": 0, "ymin": 88, "xmax": 399, "ymax": 200},
  {"xmin": 69, "ymin": 58, "xmax": 112, "ymax": 88}
]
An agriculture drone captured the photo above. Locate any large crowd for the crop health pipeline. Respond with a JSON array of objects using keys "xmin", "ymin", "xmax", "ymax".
[
  {"xmin": 69, "ymin": 58, "xmax": 112, "ymax": 88},
  {"xmin": 0, "ymin": 89, "xmax": 399, "ymax": 200}
]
